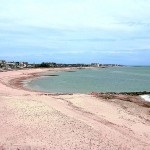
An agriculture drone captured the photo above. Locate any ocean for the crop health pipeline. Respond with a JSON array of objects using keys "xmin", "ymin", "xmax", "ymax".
[{"xmin": 24, "ymin": 66, "xmax": 150, "ymax": 94}]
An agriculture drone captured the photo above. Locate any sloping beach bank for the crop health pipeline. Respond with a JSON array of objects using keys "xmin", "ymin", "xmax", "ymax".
[{"xmin": 0, "ymin": 68, "xmax": 150, "ymax": 150}]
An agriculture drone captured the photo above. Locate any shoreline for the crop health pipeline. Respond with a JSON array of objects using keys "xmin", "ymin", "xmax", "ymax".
[
  {"xmin": 2, "ymin": 67, "xmax": 150, "ymax": 109},
  {"xmin": 14, "ymin": 68, "xmax": 150, "ymax": 103},
  {"xmin": 8, "ymin": 67, "xmax": 79, "ymax": 96},
  {"xmin": 0, "ymin": 68, "xmax": 150, "ymax": 149}
]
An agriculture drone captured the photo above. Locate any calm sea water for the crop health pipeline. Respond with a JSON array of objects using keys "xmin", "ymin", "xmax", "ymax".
[{"xmin": 24, "ymin": 67, "xmax": 150, "ymax": 93}]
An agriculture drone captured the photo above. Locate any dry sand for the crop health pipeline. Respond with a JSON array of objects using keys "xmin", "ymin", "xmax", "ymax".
[{"xmin": 0, "ymin": 68, "xmax": 150, "ymax": 150}]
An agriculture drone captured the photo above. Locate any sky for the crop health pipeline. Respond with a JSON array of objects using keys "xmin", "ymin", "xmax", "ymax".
[{"xmin": 0, "ymin": 0, "xmax": 150, "ymax": 65}]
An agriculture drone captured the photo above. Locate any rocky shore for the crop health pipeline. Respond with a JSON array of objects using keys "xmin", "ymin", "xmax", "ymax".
[{"xmin": 90, "ymin": 92, "xmax": 150, "ymax": 108}]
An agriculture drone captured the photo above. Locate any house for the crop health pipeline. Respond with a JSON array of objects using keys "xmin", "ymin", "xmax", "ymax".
[
  {"xmin": 91, "ymin": 63, "xmax": 100, "ymax": 67},
  {"xmin": 15, "ymin": 62, "xmax": 28, "ymax": 68},
  {"xmin": 6, "ymin": 62, "xmax": 16, "ymax": 69}
]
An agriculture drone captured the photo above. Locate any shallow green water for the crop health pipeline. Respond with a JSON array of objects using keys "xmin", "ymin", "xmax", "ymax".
[{"xmin": 24, "ymin": 66, "xmax": 150, "ymax": 93}]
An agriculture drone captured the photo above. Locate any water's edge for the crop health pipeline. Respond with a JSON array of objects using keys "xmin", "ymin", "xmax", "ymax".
[
  {"xmin": 140, "ymin": 95, "xmax": 150, "ymax": 102},
  {"xmin": 23, "ymin": 67, "xmax": 150, "ymax": 102}
]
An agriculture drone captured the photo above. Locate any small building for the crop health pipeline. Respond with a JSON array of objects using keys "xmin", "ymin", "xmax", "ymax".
[
  {"xmin": 6, "ymin": 62, "xmax": 16, "ymax": 69},
  {"xmin": 91, "ymin": 63, "xmax": 100, "ymax": 67},
  {"xmin": 15, "ymin": 62, "xmax": 28, "ymax": 68}
]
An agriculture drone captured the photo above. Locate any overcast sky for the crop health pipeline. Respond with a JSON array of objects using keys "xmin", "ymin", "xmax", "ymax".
[{"xmin": 0, "ymin": 0, "xmax": 150, "ymax": 65}]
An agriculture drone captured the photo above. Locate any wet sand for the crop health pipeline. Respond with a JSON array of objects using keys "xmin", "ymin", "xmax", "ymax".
[{"xmin": 0, "ymin": 68, "xmax": 150, "ymax": 150}]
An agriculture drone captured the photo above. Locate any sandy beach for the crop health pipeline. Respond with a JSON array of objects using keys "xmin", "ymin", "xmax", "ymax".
[{"xmin": 0, "ymin": 68, "xmax": 150, "ymax": 150}]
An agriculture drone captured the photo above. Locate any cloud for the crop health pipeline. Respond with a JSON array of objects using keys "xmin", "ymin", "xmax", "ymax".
[{"xmin": 0, "ymin": 0, "xmax": 150, "ymax": 65}]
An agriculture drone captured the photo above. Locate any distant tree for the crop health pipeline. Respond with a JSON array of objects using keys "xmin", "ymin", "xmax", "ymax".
[{"xmin": 40, "ymin": 62, "xmax": 50, "ymax": 68}]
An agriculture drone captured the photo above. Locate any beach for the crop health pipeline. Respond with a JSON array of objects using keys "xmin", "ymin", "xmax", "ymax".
[{"xmin": 0, "ymin": 68, "xmax": 150, "ymax": 150}]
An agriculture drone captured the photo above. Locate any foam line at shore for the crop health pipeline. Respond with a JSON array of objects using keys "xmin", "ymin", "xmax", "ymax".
[{"xmin": 140, "ymin": 95, "xmax": 150, "ymax": 102}]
